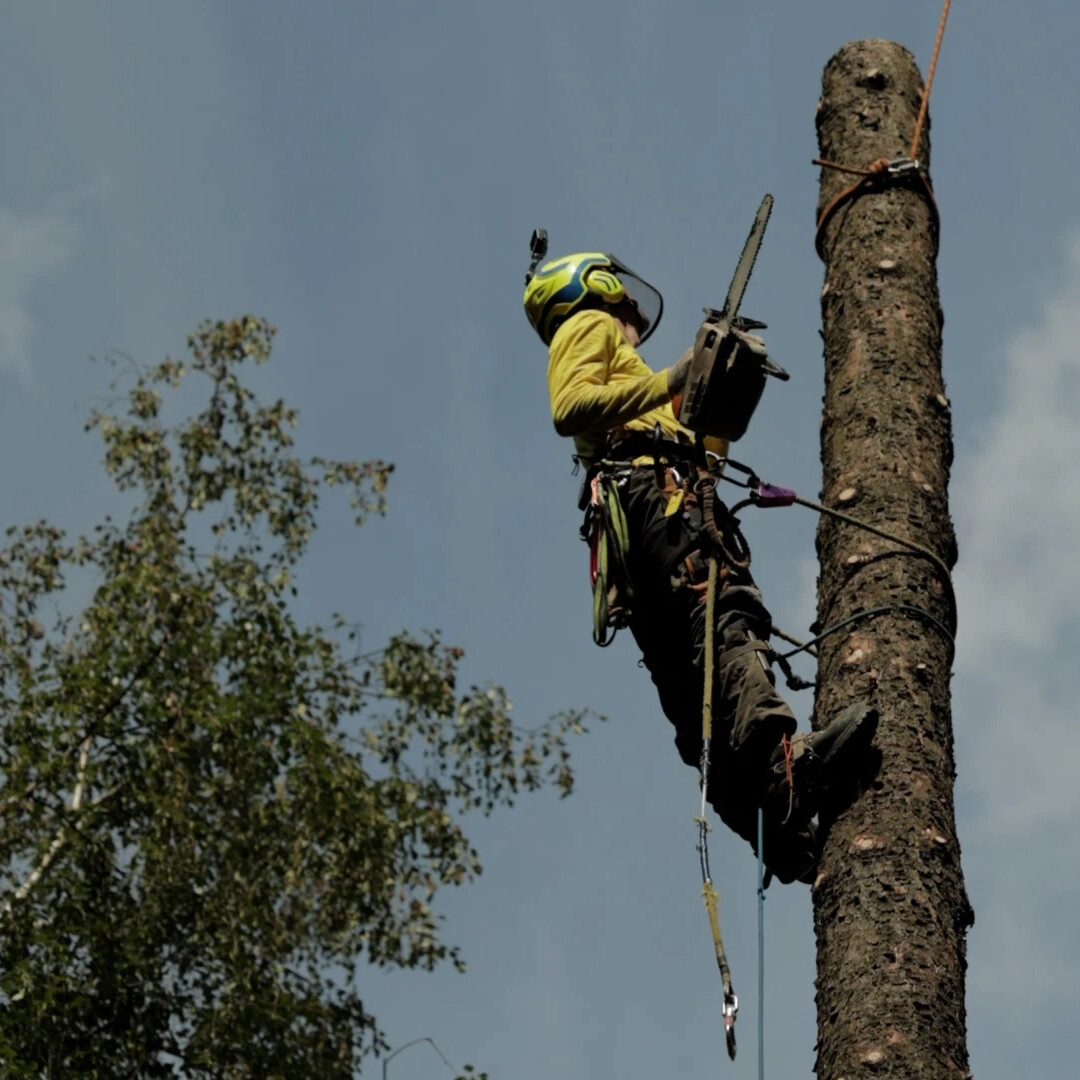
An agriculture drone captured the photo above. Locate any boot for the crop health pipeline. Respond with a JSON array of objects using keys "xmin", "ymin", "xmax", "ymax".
[{"xmin": 764, "ymin": 703, "xmax": 879, "ymax": 829}]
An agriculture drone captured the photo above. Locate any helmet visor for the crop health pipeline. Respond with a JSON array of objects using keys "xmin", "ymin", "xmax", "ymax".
[{"xmin": 609, "ymin": 257, "xmax": 664, "ymax": 343}]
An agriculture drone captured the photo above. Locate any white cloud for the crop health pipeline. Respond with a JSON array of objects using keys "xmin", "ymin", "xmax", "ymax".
[
  {"xmin": 0, "ymin": 204, "xmax": 78, "ymax": 383},
  {"xmin": 954, "ymin": 232, "xmax": 1080, "ymax": 831},
  {"xmin": 952, "ymin": 232, "xmax": 1080, "ymax": 1043}
]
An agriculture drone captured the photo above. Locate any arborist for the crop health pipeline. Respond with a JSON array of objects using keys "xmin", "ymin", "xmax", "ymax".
[{"xmin": 523, "ymin": 240, "xmax": 877, "ymax": 886}]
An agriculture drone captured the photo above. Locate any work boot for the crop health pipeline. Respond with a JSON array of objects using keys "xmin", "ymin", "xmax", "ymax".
[{"xmin": 763, "ymin": 704, "xmax": 879, "ymax": 828}]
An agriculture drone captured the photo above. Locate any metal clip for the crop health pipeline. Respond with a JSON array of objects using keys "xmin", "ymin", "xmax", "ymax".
[
  {"xmin": 886, "ymin": 156, "xmax": 921, "ymax": 177},
  {"xmin": 723, "ymin": 992, "xmax": 739, "ymax": 1059},
  {"xmin": 717, "ymin": 458, "xmax": 759, "ymax": 488}
]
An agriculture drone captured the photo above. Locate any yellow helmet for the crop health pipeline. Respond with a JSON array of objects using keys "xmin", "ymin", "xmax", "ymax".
[{"xmin": 523, "ymin": 232, "xmax": 663, "ymax": 346}]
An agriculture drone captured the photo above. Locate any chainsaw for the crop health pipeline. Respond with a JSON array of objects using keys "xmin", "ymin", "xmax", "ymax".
[{"xmin": 677, "ymin": 194, "xmax": 790, "ymax": 442}]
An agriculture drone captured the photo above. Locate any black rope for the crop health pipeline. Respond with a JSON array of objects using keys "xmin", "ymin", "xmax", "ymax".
[
  {"xmin": 779, "ymin": 603, "xmax": 955, "ymax": 661},
  {"xmin": 713, "ymin": 457, "xmax": 959, "ymax": 689},
  {"xmin": 793, "ymin": 494, "xmax": 957, "ymax": 636}
]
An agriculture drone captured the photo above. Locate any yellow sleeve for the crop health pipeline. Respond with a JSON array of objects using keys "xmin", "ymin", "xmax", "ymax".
[{"xmin": 547, "ymin": 310, "xmax": 672, "ymax": 438}]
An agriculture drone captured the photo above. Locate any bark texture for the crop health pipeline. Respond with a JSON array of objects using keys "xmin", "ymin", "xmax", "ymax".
[{"xmin": 811, "ymin": 40, "xmax": 973, "ymax": 1080}]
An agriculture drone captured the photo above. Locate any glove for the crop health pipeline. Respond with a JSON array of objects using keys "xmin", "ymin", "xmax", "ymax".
[{"xmin": 666, "ymin": 348, "xmax": 694, "ymax": 397}]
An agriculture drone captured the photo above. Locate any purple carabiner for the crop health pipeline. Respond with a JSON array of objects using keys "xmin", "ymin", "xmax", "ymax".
[{"xmin": 755, "ymin": 483, "xmax": 797, "ymax": 508}]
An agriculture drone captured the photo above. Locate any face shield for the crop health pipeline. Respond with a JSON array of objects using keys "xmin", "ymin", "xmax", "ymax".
[{"xmin": 608, "ymin": 256, "xmax": 664, "ymax": 344}]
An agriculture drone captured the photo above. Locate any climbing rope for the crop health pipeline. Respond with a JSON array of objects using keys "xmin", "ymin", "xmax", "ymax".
[
  {"xmin": 812, "ymin": 0, "xmax": 953, "ymax": 260},
  {"xmin": 910, "ymin": 0, "xmax": 953, "ymax": 160},
  {"xmin": 697, "ymin": 552, "xmax": 739, "ymax": 1060}
]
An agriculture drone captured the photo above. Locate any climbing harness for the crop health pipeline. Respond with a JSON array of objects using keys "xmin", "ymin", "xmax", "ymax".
[
  {"xmin": 813, "ymin": 0, "xmax": 952, "ymax": 261},
  {"xmin": 577, "ymin": 428, "xmax": 707, "ymax": 646}
]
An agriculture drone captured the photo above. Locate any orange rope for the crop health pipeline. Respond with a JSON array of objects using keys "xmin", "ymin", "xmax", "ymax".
[
  {"xmin": 812, "ymin": 157, "xmax": 891, "ymax": 179},
  {"xmin": 910, "ymin": 0, "xmax": 953, "ymax": 159},
  {"xmin": 780, "ymin": 733, "xmax": 795, "ymax": 825}
]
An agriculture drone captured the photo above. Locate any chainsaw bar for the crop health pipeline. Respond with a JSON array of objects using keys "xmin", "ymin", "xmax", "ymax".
[{"xmin": 720, "ymin": 193, "xmax": 772, "ymax": 323}]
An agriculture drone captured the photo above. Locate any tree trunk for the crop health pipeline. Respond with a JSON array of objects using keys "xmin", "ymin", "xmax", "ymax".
[{"xmin": 811, "ymin": 40, "xmax": 973, "ymax": 1080}]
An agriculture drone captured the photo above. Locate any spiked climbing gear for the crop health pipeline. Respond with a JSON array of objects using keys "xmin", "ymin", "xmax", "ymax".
[
  {"xmin": 523, "ymin": 235, "xmax": 664, "ymax": 346},
  {"xmin": 678, "ymin": 195, "xmax": 790, "ymax": 442}
]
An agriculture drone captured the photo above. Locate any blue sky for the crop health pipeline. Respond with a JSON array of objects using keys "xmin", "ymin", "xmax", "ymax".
[{"xmin": 3, "ymin": 1, "xmax": 1079, "ymax": 1077}]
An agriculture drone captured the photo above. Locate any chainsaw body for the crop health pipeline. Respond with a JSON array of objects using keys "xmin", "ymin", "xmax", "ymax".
[{"xmin": 678, "ymin": 309, "xmax": 789, "ymax": 441}]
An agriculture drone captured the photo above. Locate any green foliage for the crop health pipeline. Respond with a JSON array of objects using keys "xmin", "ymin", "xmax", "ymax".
[{"xmin": 0, "ymin": 318, "xmax": 588, "ymax": 1077}]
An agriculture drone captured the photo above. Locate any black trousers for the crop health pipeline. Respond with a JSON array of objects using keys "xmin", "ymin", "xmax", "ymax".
[{"xmin": 618, "ymin": 465, "xmax": 797, "ymax": 850}]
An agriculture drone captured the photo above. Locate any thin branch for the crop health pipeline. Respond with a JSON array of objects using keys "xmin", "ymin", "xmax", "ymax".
[{"xmin": 382, "ymin": 1037, "xmax": 456, "ymax": 1080}]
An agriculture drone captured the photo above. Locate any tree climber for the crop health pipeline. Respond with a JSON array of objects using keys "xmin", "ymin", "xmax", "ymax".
[{"xmin": 523, "ymin": 249, "xmax": 877, "ymax": 884}]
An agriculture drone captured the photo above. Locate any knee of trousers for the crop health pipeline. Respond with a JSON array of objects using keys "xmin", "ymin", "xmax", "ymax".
[
  {"xmin": 713, "ymin": 583, "xmax": 773, "ymax": 640},
  {"xmin": 720, "ymin": 659, "xmax": 797, "ymax": 751}
]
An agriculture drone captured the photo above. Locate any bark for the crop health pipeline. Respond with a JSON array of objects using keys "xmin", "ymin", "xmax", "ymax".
[{"xmin": 811, "ymin": 40, "xmax": 973, "ymax": 1080}]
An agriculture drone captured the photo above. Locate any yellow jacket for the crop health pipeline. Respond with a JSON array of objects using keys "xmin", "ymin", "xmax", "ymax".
[{"xmin": 547, "ymin": 308, "xmax": 725, "ymax": 461}]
